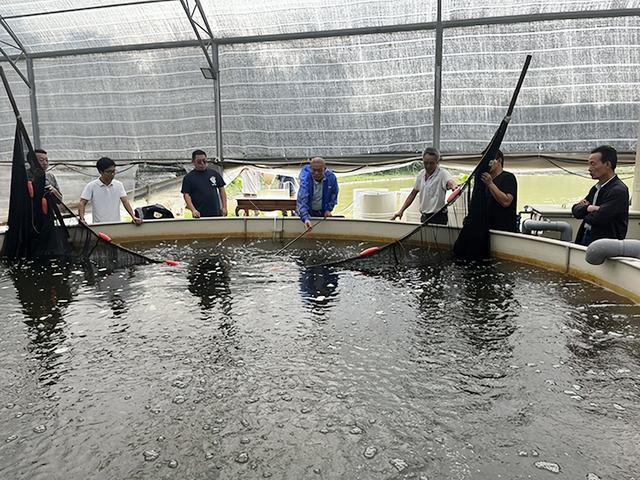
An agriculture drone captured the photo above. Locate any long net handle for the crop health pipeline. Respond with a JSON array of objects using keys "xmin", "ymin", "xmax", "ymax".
[
  {"xmin": 0, "ymin": 66, "xmax": 22, "ymax": 119},
  {"xmin": 321, "ymin": 55, "xmax": 534, "ymax": 266},
  {"xmin": 435, "ymin": 53, "xmax": 533, "ymax": 213},
  {"xmin": 462, "ymin": 54, "xmax": 532, "ymax": 183},
  {"xmin": 506, "ymin": 54, "xmax": 532, "ymax": 117}
]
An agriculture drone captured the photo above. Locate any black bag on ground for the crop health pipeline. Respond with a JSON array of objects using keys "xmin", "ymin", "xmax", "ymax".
[{"xmin": 134, "ymin": 204, "xmax": 174, "ymax": 220}]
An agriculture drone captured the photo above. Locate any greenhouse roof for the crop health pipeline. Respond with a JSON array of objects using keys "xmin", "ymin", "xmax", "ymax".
[
  {"xmin": 1, "ymin": 1, "xmax": 639, "ymax": 56},
  {"xmin": 0, "ymin": 1, "xmax": 639, "ymax": 162}
]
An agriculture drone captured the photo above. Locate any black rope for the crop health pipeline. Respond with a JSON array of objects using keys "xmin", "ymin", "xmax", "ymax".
[{"xmin": 540, "ymin": 156, "xmax": 634, "ymax": 180}]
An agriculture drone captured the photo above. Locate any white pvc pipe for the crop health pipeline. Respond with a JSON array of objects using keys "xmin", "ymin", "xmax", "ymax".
[
  {"xmin": 585, "ymin": 239, "xmax": 640, "ymax": 265},
  {"xmin": 521, "ymin": 219, "xmax": 573, "ymax": 242}
]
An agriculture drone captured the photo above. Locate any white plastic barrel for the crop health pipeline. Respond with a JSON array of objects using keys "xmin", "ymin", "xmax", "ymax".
[
  {"xmin": 359, "ymin": 191, "xmax": 397, "ymax": 220},
  {"xmin": 353, "ymin": 188, "xmax": 389, "ymax": 219},
  {"xmin": 398, "ymin": 187, "xmax": 421, "ymax": 223}
]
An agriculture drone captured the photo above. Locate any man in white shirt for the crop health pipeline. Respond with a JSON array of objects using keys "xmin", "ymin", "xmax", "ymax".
[
  {"xmin": 78, "ymin": 157, "xmax": 142, "ymax": 225},
  {"xmin": 392, "ymin": 147, "xmax": 458, "ymax": 224}
]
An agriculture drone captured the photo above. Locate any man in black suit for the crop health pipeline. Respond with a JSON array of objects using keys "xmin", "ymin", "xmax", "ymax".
[{"xmin": 571, "ymin": 145, "xmax": 629, "ymax": 246}]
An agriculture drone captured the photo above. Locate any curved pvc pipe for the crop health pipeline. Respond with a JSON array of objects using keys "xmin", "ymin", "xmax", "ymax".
[
  {"xmin": 586, "ymin": 239, "xmax": 640, "ymax": 265},
  {"xmin": 521, "ymin": 219, "xmax": 573, "ymax": 243}
]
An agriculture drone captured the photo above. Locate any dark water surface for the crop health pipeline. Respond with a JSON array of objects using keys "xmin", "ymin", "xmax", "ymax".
[{"xmin": 1, "ymin": 239, "xmax": 639, "ymax": 480}]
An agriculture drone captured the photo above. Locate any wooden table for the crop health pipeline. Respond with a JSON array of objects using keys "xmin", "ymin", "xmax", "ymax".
[{"xmin": 235, "ymin": 197, "xmax": 297, "ymax": 216}]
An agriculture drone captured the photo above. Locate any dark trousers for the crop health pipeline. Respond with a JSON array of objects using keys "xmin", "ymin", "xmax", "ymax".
[
  {"xmin": 310, "ymin": 209, "xmax": 324, "ymax": 217},
  {"xmin": 421, "ymin": 210, "xmax": 448, "ymax": 225},
  {"xmin": 579, "ymin": 229, "xmax": 593, "ymax": 246}
]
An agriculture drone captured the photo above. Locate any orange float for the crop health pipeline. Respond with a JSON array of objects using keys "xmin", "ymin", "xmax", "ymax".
[{"xmin": 359, "ymin": 246, "xmax": 380, "ymax": 257}]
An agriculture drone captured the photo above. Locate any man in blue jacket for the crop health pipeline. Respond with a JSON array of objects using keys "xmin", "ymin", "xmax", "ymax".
[{"xmin": 296, "ymin": 157, "xmax": 339, "ymax": 231}]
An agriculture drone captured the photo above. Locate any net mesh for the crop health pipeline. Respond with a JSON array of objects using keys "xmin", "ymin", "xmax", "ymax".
[
  {"xmin": 319, "ymin": 200, "xmax": 468, "ymax": 272},
  {"xmin": 1, "ymin": 117, "xmax": 159, "ymax": 269}
]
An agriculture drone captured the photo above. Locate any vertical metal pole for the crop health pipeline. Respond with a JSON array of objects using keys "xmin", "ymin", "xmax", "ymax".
[
  {"xmin": 212, "ymin": 43, "xmax": 223, "ymax": 167},
  {"xmin": 632, "ymin": 121, "xmax": 640, "ymax": 211},
  {"xmin": 432, "ymin": 0, "xmax": 443, "ymax": 150},
  {"xmin": 26, "ymin": 57, "xmax": 40, "ymax": 148}
]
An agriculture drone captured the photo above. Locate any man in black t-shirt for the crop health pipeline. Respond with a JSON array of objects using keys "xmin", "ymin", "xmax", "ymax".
[
  {"xmin": 181, "ymin": 149, "xmax": 227, "ymax": 218},
  {"xmin": 480, "ymin": 150, "xmax": 518, "ymax": 232}
]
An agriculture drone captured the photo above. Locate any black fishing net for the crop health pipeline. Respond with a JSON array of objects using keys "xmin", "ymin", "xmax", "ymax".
[
  {"xmin": 317, "ymin": 55, "xmax": 532, "ymax": 269},
  {"xmin": 1, "ymin": 118, "xmax": 160, "ymax": 268},
  {"xmin": 318, "ymin": 196, "xmax": 468, "ymax": 271},
  {"xmin": 56, "ymin": 201, "xmax": 161, "ymax": 268}
]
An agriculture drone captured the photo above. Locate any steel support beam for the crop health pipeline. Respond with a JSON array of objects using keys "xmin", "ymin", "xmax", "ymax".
[
  {"xmin": 1, "ymin": 13, "xmax": 40, "ymax": 145},
  {"xmin": 26, "ymin": 57, "xmax": 40, "ymax": 147},
  {"xmin": 632, "ymin": 121, "xmax": 640, "ymax": 211},
  {"xmin": 13, "ymin": 40, "xmax": 202, "ymax": 60},
  {"xmin": 212, "ymin": 43, "xmax": 223, "ymax": 167},
  {"xmin": 214, "ymin": 8, "xmax": 640, "ymax": 45},
  {"xmin": 179, "ymin": 0, "xmax": 223, "ymax": 165},
  {"xmin": 432, "ymin": 0, "xmax": 443, "ymax": 150},
  {"xmin": 0, "ymin": 8, "xmax": 637, "ymax": 60},
  {"xmin": 0, "ymin": 15, "xmax": 31, "ymax": 87},
  {"xmin": 3, "ymin": 0, "xmax": 173, "ymax": 20},
  {"xmin": 0, "ymin": 46, "xmax": 29, "ymax": 86}
]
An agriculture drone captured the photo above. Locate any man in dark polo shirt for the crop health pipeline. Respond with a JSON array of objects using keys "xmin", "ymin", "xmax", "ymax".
[
  {"xmin": 480, "ymin": 149, "xmax": 518, "ymax": 232},
  {"xmin": 181, "ymin": 149, "xmax": 227, "ymax": 218}
]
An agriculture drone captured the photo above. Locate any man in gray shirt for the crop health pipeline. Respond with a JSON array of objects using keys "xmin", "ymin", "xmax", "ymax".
[
  {"xmin": 35, "ymin": 148, "xmax": 62, "ymax": 200},
  {"xmin": 392, "ymin": 147, "xmax": 458, "ymax": 224}
]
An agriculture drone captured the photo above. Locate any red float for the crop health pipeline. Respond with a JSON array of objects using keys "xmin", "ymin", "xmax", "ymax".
[
  {"xmin": 359, "ymin": 246, "xmax": 380, "ymax": 257},
  {"xmin": 447, "ymin": 186, "xmax": 463, "ymax": 203}
]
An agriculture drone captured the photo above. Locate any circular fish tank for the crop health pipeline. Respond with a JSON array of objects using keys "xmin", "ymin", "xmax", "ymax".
[{"xmin": 1, "ymin": 226, "xmax": 638, "ymax": 479}]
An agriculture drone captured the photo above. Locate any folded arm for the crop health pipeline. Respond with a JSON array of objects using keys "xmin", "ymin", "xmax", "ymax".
[{"xmin": 583, "ymin": 190, "xmax": 629, "ymax": 227}]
